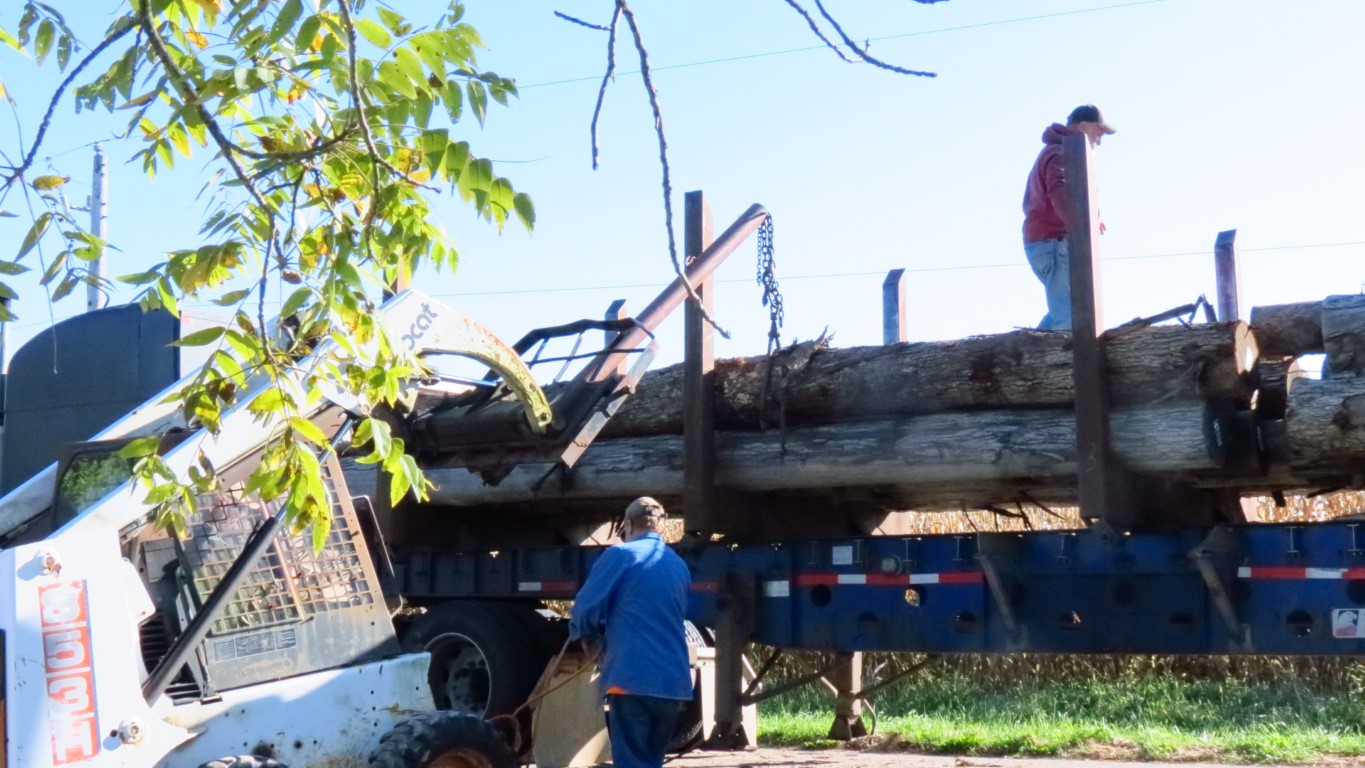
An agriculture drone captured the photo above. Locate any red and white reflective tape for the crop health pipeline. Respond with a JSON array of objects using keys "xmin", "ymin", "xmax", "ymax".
[
  {"xmin": 1237, "ymin": 566, "xmax": 1365, "ymax": 581},
  {"xmin": 517, "ymin": 580, "xmax": 577, "ymax": 593},
  {"xmin": 744, "ymin": 571, "xmax": 984, "ymax": 597}
]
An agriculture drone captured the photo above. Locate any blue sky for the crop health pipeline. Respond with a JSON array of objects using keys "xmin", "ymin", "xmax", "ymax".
[{"xmin": 2, "ymin": 0, "xmax": 1363, "ymax": 372}]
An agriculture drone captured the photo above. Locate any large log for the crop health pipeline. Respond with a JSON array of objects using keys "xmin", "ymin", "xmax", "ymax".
[
  {"xmin": 1286, "ymin": 377, "xmax": 1365, "ymax": 468},
  {"xmin": 600, "ymin": 322, "xmax": 1256, "ymax": 438},
  {"xmin": 387, "ymin": 401, "xmax": 1218, "ymax": 510},
  {"xmin": 1250, "ymin": 301, "xmax": 1323, "ymax": 357}
]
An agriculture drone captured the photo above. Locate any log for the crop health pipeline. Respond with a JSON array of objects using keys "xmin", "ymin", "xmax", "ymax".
[
  {"xmin": 598, "ymin": 322, "xmax": 1256, "ymax": 438},
  {"xmin": 1250, "ymin": 301, "xmax": 1323, "ymax": 357},
  {"xmin": 1286, "ymin": 377, "xmax": 1365, "ymax": 468},
  {"xmin": 1322, "ymin": 295, "xmax": 1365, "ymax": 376},
  {"xmin": 385, "ymin": 401, "xmax": 1218, "ymax": 510}
]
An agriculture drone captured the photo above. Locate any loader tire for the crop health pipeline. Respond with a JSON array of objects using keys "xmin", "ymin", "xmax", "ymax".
[
  {"xmin": 198, "ymin": 757, "xmax": 286, "ymax": 768},
  {"xmin": 369, "ymin": 711, "xmax": 516, "ymax": 768},
  {"xmin": 403, "ymin": 601, "xmax": 542, "ymax": 718}
]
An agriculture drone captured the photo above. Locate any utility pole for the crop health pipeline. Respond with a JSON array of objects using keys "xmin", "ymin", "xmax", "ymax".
[{"xmin": 88, "ymin": 143, "xmax": 108, "ymax": 312}]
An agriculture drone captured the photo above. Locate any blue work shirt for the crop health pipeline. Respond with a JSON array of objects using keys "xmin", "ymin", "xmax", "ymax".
[{"xmin": 569, "ymin": 532, "xmax": 693, "ymax": 700}]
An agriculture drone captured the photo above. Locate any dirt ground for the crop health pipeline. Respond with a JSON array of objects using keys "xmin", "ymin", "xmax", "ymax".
[{"xmin": 666, "ymin": 747, "xmax": 1310, "ymax": 768}]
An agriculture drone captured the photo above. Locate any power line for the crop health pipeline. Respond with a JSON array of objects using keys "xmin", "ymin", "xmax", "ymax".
[{"xmin": 521, "ymin": 0, "xmax": 1171, "ymax": 90}]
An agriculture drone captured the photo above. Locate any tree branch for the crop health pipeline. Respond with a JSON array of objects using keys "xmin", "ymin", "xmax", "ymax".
[
  {"xmin": 1, "ymin": 18, "xmax": 136, "ymax": 194},
  {"xmin": 780, "ymin": 0, "xmax": 855, "ymax": 62},
  {"xmin": 554, "ymin": 11, "xmax": 611, "ymax": 32},
  {"xmin": 617, "ymin": 0, "xmax": 730, "ymax": 339},
  {"xmin": 812, "ymin": 0, "xmax": 936, "ymax": 78},
  {"xmin": 588, "ymin": 6, "xmax": 621, "ymax": 170}
]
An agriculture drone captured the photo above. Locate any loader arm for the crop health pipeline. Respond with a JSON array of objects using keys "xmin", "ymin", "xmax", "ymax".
[{"xmin": 0, "ymin": 291, "xmax": 551, "ymax": 538}]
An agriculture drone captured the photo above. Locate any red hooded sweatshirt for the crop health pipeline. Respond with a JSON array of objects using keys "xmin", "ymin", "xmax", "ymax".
[{"xmin": 1022, "ymin": 123, "xmax": 1075, "ymax": 243}]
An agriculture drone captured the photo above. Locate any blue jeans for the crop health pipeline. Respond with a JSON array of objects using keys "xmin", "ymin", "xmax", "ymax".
[
  {"xmin": 1025, "ymin": 238, "xmax": 1071, "ymax": 331},
  {"xmin": 606, "ymin": 694, "xmax": 683, "ymax": 768}
]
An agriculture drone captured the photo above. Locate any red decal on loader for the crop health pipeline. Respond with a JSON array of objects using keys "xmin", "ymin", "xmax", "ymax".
[{"xmin": 40, "ymin": 581, "xmax": 98, "ymax": 764}]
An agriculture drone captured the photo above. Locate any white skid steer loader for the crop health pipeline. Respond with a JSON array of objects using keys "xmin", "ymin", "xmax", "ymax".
[{"xmin": 0, "ymin": 291, "xmax": 551, "ymax": 768}]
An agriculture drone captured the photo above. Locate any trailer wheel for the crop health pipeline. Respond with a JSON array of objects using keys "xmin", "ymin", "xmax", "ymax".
[
  {"xmin": 198, "ymin": 757, "xmax": 286, "ymax": 768},
  {"xmin": 369, "ymin": 711, "xmax": 516, "ymax": 768},
  {"xmin": 403, "ymin": 602, "xmax": 542, "ymax": 718}
]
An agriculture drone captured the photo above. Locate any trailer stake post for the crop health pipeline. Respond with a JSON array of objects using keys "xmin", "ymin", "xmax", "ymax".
[
  {"xmin": 684, "ymin": 190, "xmax": 721, "ymax": 536},
  {"xmin": 707, "ymin": 570, "xmax": 756, "ymax": 749},
  {"xmin": 827, "ymin": 652, "xmax": 867, "ymax": 740},
  {"xmin": 1063, "ymin": 134, "xmax": 1136, "ymax": 530},
  {"xmin": 1214, "ymin": 229, "xmax": 1241, "ymax": 322},
  {"xmin": 882, "ymin": 269, "xmax": 907, "ymax": 344}
]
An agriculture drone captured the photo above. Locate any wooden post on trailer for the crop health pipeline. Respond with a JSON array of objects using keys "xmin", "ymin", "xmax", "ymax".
[
  {"xmin": 882, "ymin": 269, "xmax": 907, "ymax": 344},
  {"xmin": 827, "ymin": 652, "xmax": 867, "ymax": 739},
  {"xmin": 1063, "ymin": 134, "xmax": 1136, "ymax": 529},
  {"xmin": 1214, "ymin": 229, "xmax": 1241, "ymax": 322},
  {"xmin": 683, "ymin": 190, "xmax": 720, "ymax": 536}
]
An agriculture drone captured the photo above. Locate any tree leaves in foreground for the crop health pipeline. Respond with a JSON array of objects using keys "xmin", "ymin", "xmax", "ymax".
[{"xmin": 0, "ymin": 0, "xmax": 532, "ymax": 541}]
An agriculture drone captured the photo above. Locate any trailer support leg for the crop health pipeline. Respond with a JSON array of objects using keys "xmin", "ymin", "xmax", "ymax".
[
  {"xmin": 706, "ymin": 572, "xmax": 755, "ymax": 750},
  {"xmin": 827, "ymin": 652, "xmax": 867, "ymax": 740}
]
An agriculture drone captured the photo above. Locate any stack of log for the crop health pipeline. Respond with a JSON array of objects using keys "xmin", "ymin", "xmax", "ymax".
[{"xmin": 360, "ymin": 295, "xmax": 1365, "ymax": 519}]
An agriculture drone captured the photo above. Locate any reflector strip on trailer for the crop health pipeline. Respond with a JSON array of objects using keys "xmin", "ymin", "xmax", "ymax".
[
  {"xmin": 789, "ymin": 571, "xmax": 984, "ymax": 588},
  {"xmin": 517, "ymin": 581, "xmax": 577, "ymax": 593},
  {"xmin": 1237, "ymin": 566, "xmax": 1365, "ymax": 580},
  {"xmin": 691, "ymin": 580, "xmax": 721, "ymax": 593}
]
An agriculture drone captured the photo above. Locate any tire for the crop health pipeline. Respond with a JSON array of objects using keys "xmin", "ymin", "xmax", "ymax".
[
  {"xmin": 198, "ymin": 758, "xmax": 286, "ymax": 768},
  {"xmin": 369, "ymin": 711, "xmax": 516, "ymax": 768},
  {"xmin": 667, "ymin": 621, "xmax": 709, "ymax": 752},
  {"xmin": 402, "ymin": 601, "xmax": 543, "ymax": 718}
]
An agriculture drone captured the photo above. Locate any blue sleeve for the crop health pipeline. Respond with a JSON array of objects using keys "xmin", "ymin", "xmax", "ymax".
[{"xmin": 568, "ymin": 548, "xmax": 631, "ymax": 641}]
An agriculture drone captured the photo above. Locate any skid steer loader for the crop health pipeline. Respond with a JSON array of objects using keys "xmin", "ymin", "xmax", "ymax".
[{"xmin": 0, "ymin": 291, "xmax": 565, "ymax": 767}]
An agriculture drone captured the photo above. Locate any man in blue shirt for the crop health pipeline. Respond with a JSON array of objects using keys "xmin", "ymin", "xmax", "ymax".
[{"xmin": 569, "ymin": 496, "xmax": 693, "ymax": 768}]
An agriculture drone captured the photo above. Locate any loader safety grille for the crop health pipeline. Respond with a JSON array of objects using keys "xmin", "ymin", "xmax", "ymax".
[{"xmin": 179, "ymin": 461, "xmax": 376, "ymax": 637}]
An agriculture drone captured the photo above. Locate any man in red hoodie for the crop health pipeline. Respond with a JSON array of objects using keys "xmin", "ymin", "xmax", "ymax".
[{"xmin": 1021, "ymin": 105, "xmax": 1116, "ymax": 330}]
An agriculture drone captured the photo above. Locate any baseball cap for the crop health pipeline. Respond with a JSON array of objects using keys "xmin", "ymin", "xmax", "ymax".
[
  {"xmin": 1067, "ymin": 104, "xmax": 1116, "ymax": 135},
  {"xmin": 623, "ymin": 496, "xmax": 666, "ymax": 520}
]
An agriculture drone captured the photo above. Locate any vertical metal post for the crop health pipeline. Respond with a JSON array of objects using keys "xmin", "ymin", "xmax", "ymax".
[
  {"xmin": 1214, "ymin": 229, "xmax": 1241, "ymax": 322},
  {"xmin": 604, "ymin": 299, "xmax": 628, "ymax": 375},
  {"xmin": 882, "ymin": 269, "xmax": 907, "ymax": 344},
  {"xmin": 1063, "ymin": 134, "xmax": 1124, "ymax": 527},
  {"xmin": 827, "ymin": 651, "xmax": 867, "ymax": 739},
  {"xmin": 87, "ymin": 143, "xmax": 108, "ymax": 312},
  {"xmin": 683, "ymin": 190, "xmax": 718, "ymax": 536},
  {"xmin": 707, "ymin": 571, "xmax": 754, "ymax": 749}
]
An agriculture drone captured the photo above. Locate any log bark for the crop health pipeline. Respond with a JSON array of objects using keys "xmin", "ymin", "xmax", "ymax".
[
  {"xmin": 385, "ymin": 401, "xmax": 1216, "ymax": 510},
  {"xmin": 1287, "ymin": 377, "xmax": 1365, "ymax": 467},
  {"xmin": 1322, "ymin": 295, "xmax": 1365, "ymax": 375},
  {"xmin": 601, "ymin": 322, "xmax": 1256, "ymax": 438},
  {"xmin": 1250, "ymin": 301, "xmax": 1323, "ymax": 357}
]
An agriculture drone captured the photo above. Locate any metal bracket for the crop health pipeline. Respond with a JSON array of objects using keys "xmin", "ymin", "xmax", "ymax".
[{"xmin": 1189, "ymin": 527, "xmax": 1248, "ymax": 650}]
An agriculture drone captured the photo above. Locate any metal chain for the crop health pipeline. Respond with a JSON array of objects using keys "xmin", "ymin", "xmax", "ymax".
[{"xmin": 756, "ymin": 215, "xmax": 783, "ymax": 355}]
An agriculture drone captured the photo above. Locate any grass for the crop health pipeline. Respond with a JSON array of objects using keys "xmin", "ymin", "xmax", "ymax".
[{"xmin": 757, "ymin": 673, "xmax": 1365, "ymax": 763}]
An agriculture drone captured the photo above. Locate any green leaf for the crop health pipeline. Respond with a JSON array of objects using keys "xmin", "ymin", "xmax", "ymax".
[
  {"xmin": 296, "ymin": 14, "xmax": 321, "ymax": 51},
  {"xmin": 289, "ymin": 416, "xmax": 328, "ymax": 448},
  {"xmin": 466, "ymin": 79, "xmax": 486, "ymax": 126},
  {"xmin": 311, "ymin": 513, "xmax": 331, "ymax": 553},
  {"xmin": 279, "ymin": 286, "xmax": 313, "ymax": 319},
  {"xmin": 212, "ymin": 288, "xmax": 252, "ymax": 306},
  {"xmin": 17, "ymin": 212, "xmax": 52, "ymax": 260},
  {"xmin": 117, "ymin": 436, "xmax": 162, "ymax": 459},
  {"xmin": 248, "ymin": 387, "xmax": 287, "ymax": 414},
  {"xmin": 377, "ymin": 7, "xmax": 407, "ymax": 34},
  {"xmin": 513, "ymin": 192, "xmax": 535, "ymax": 230},
  {"xmin": 34, "ymin": 19, "xmax": 54, "ymax": 66},
  {"xmin": 174, "ymin": 326, "xmax": 227, "ymax": 347},
  {"xmin": 355, "ymin": 18, "xmax": 392, "ymax": 48},
  {"xmin": 377, "ymin": 60, "xmax": 416, "ymax": 99},
  {"xmin": 269, "ymin": 0, "xmax": 303, "ymax": 43},
  {"xmin": 394, "ymin": 47, "xmax": 425, "ymax": 87},
  {"xmin": 50, "ymin": 274, "xmax": 77, "ymax": 301},
  {"xmin": 41, "ymin": 250, "xmax": 68, "ymax": 284},
  {"xmin": 0, "ymin": 260, "xmax": 30, "ymax": 276}
]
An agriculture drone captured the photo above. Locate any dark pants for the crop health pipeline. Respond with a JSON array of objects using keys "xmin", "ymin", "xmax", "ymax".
[{"xmin": 606, "ymin": 694, "xmax": 683, "ymax": 768}]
